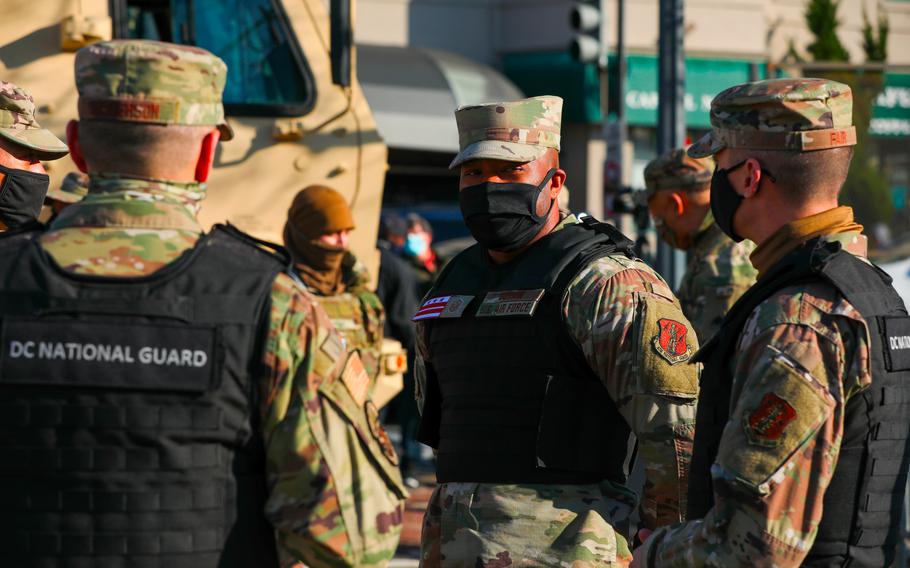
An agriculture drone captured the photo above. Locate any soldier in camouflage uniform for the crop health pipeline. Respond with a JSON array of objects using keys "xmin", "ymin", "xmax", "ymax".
[
  {"xmin": 0, "ymin": 40, "xmax": 405, "ymax": 567},
  {"xmin": 414, "ymin": 96, "xmax": 699, "ymax": 567},
  {"xmin": 284, "ymin": 185, "xmax": 386, "ymax": 383},
  {"xmin": 644, "ymin": 149, "xmax": 757, "ymax": 342},
  {"xmin": 635, "ymin": 78, "xmax": 910, "ymax": 567},
  {"xmin": 42, "ymin": 171, "xmax": 88, "ymax": 220},
  {"xmin": 0, "ymin": 80, "xmax": 69, "ymax": 231}
]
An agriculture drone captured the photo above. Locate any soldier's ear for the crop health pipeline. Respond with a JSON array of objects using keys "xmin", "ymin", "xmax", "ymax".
[
  {"xmin": 65, "ymin": 120, "xmax": 88, "ymax": 174},
  {"xmin": 548, "ymin": 168, "xmax": 566, "ymax": 199},
  {"xmin": 669, "ymin": 192, "xmax": 685, "ymax": 216},
  {"xmin": 194, "ymin": 128, "xmax": 221, "ymax": 183}
]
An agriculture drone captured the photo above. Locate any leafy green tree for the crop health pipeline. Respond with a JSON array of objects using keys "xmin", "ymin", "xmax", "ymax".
[
  {"xmin": 805, "ymin": 0, "xmax": 849, "ymax": 62},
  {"xmin": 803, "ymin": 0, "xmax": 893, "ymax": 230},
  {"xmin": 862, "ymin": 5, "xmax": 889, "ymax": 62}
]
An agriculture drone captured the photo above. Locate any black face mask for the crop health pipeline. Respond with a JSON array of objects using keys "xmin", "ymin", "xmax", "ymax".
[
  {"xmin": 459, "ymin": 168, "xmax": 557, "ymax": 252},
  {"xmin": 711, "ymin": 159, "xmax": 777, "ymax": 243},
  {"xmin": 0, "ymin": 165, "xmax": 49, "ymax": 229}
]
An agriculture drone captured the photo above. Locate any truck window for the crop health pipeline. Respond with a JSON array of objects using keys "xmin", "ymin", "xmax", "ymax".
[{"xmin": 112, "ymin": 0, "xmax": 316, "ymax": 116}]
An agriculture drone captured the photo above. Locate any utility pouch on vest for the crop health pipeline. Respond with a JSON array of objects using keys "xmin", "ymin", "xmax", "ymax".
[{"xmin": 537, "ymin": 374, "xmax": 618, "ymax": 474}]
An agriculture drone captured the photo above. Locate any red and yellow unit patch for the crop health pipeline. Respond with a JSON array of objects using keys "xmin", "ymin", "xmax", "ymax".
[
  {"xmin": 652, "ymin": 318, "xmax": 692, "ymax": 364},
  {"xmin": 745, "ymin": 392, "xmax": 797, "ymax": 446}
]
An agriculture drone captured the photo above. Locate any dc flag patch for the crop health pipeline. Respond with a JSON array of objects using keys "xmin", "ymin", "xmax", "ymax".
[{"xmin": 412, "ymin": 295, "xmax": 473, "ymax": 321}]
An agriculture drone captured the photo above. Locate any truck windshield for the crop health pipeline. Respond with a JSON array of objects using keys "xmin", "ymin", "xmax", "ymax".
[{"xmin": 114, "ymin": 0, "xmax": 315, "ymax": 116}]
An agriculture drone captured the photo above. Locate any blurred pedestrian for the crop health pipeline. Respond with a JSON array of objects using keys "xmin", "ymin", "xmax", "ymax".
[
  {"xmin": 645, "ymin": 148, "xmax": 757, "ymax": 342},
  {"xmin": 0, "ymin": 80, "xmax": 69, "ymax": 232},
  {"xmin": 284, "ymin": 184, "xmax": 386, "ymax": 382},
  {"xmin": 403, "ymin": 213, "xmax": 439, "ymax": 297}
]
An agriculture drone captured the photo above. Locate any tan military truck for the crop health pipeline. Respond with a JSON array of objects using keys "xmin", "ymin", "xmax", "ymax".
[{"xmin": 1, "ymin": 0, "xmax": 405, "ymax": 404}]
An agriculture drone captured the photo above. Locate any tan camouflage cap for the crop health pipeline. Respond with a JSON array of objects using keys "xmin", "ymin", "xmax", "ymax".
[
  {"xmin": 450, "ymin": 95, "xmax": 562, "ymax": 169},
  {"xmin": 75, "ymin": 40, "xmax": 233, "ymax": 140},
  {"xmin": 45, "ymin": 172, "xmax": 88, "ymax": 204},
  {"xmin": 689, "ymin": 78, "xmax": 855, "ymax": 159},
  {"xmin": 0, "ymin": 81, "xmax": 69, "ymax": 160},
  {"xmin": 644, "ymin": 148, "xmax": 714, "ymax": 196}
]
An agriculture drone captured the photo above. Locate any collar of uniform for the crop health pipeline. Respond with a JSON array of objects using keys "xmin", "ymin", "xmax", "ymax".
[
  {"xmin": 554, "ymin": 213, "xmax": 579, "ymax": 232},
  {"xmin": 750, "ymin": 206, "xmax": 865, "ymax": 278},
  {"xmin": 49, "ymin": 173, "xmax": 204, "ymax": 233}
]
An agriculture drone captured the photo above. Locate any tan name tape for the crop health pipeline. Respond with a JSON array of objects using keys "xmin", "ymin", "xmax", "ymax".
[
  {"xmin": 79, "ymin": 98, "xmax": 180, "ymax": 124},
  {"xmin": 718, "ymin": 126, "xmax": 856, "ymax": 152},
  {"xmin": 465, "ymin": 127, "xmax": 560, "ymax": 147}
]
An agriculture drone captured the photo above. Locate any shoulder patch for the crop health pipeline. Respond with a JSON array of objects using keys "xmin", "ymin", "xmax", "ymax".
[
  {"xmin": 638, "ymin": 299, "xmax": 699, "ymax": 398},
  {"xmin": 717, "ymin": 353, "xmax": 834, "ymax": 494},
  {"xmin": 652, "ymin": 318, "xmax": 692, "ymax": 365},
  {"xmin": 745, "ymin": 392, "xmax": 797, "ymax": 446}
]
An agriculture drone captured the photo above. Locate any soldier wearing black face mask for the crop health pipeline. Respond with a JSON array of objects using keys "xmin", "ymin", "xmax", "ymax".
[
  {"xmin": 635, "ymin": 78, "xmax": 910, "ymax": 568},
  {"xmin": 413, "ymin": 95, "xmax": 700, "ymax": 565},
  {"xmin": 0, "ymin": 81, "xmax": 69, "ymax": 232}
]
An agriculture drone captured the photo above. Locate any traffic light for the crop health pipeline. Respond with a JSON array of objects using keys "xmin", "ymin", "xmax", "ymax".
[{"xmin": 569, "ymin": 1, "xmax": 606, "ymax": 66}]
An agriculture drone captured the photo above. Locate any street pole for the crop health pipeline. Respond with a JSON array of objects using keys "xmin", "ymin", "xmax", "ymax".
[
  {"xmin": 616, "ymin": 0, "xmax": 626, "ymax": 185},
  {"xmin": 656, "ymin": 0, "xmax": 685, "ymax": 284}
]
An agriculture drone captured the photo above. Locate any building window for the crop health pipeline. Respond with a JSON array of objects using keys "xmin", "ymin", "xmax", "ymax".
[{"xmin": 112, "ymin": 0, "xmax": 316, "ymax": 116}]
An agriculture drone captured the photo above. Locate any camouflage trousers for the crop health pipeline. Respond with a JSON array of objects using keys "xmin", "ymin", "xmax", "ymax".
[{"xmin": 419, "ymin": 481, "xmax": 636, "ymax": 567}]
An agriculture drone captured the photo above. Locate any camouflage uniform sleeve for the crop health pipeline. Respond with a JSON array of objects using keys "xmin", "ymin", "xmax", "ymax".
[
  {"xmin": 642, "ymin": 291, "xmax": 871, "ymax": 567},
  {"xmin": 564, "ymin": 257, "xmax": 699, "ymax": 529},
  {"xmin": 260, "ymin": 273, "xmax": 406, "ymax": 568}
]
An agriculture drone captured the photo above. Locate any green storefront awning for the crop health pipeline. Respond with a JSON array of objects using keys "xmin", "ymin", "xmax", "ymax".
[
  {"xmin": 503, "ymin": 51, "xmax": 764, "ymax": 128},
  {"xmin": 871, "ymin": 73, "xmax": 910, "ymax": 137}
]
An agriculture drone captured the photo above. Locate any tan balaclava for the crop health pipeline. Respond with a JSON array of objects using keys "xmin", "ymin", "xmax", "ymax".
[{"xmin": 283, "ymin": 185, "xmax": 355, "ymax": 295}]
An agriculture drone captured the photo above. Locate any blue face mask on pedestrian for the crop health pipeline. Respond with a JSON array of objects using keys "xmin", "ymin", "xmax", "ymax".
[{"xmin": 405, "ymin": 233, "xmax": 428, "ymax": 257}]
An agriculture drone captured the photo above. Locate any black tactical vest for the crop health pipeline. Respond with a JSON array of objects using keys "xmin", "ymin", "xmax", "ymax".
[
  {"xmin": 0, "ymin": 224, "xmax": 288, "ymax": 568},
  {"xmin": 416, "ymin": 217, "xmax": 637, "ymax": 484},
  {"xmin": 688, "ymin": 239, "xmax": 910, "ymax": 567}
]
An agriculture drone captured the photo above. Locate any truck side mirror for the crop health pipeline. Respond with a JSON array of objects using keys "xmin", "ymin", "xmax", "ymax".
[{"xmin": 330, "ymin": 0, "xmax": 352, "ymax": 87}]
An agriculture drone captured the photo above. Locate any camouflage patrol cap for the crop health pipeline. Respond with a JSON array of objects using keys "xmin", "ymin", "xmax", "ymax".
[
  {"xmin": 689, "ymin": 78, "xmax": 855, "ymax": 159},
  {"xmin": 0, "ymin": 81, "xmax": 68, "ymax": 160},
  {"xmin": 644, "ymin": 148, "xmax": 714, "ymax": 195},
  {"xmin": 75, "ymin": 40, "xmax": 233, "ymax": 140},
  {"xmin": 45, "ymin": 172, "xmax": 88, "ymax": 204},
  {"xmin": 450, "ymin": 95, "xmax": 562, "ymax": 169}
]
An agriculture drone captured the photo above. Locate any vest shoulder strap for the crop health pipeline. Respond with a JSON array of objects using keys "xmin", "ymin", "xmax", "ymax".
[
  {"xmin": 209, "ymin": 223, "xmax": 293, "ymax": 272},
  {"xmin": 579, "ymin": 215, "xmax": 636, "ymax": 258}
]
